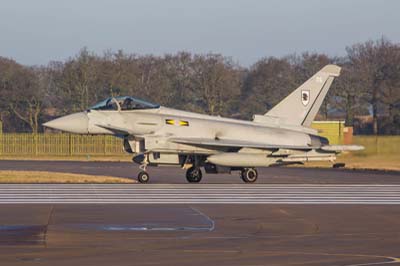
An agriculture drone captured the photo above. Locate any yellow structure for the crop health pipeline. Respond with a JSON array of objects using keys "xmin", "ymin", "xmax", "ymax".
[{"xmin": 311, "ymin": 121, "xmax": 345, "ymax": 145}]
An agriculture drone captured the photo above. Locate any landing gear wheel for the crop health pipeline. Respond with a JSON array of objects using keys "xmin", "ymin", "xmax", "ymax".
[
  {"xmin": 241, "ymin": 168, "xmax": 258, "ymax": 183},
  {"xmin": 138, "ymin": 171, "xmax": 150, "ymax": 183},
  {"xmin": 186, "ymin": 167, "xmax": 202, "ymax": 183}
]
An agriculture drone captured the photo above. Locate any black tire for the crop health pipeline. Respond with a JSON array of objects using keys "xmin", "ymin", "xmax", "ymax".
[
  {"xmin": 138, "ymin": 171, "xmax": 150, "ymax": 183},
  {"xmin": 186, "ymin": 167, "xmax": 202, "ymax": 183},
  {"xmin": 241, "ymin": 168, "xmax": 258, "ymax": 183}
]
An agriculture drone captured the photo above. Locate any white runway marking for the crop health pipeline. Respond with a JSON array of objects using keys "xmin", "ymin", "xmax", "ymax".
[{"xmin": 1, "ymin": 184, "xmax": 400, "ymax": 204}]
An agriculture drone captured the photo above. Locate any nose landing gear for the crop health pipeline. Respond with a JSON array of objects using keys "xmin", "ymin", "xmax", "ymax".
[
  {"xmin": 137, "ymin": 162, "xmax": 150, "ymax": 183},
  {"xmin": 137, "ymin": 171, "xmax": 150, "ymax": 183}
]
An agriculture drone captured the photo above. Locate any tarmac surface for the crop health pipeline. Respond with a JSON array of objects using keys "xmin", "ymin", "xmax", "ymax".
[
  {"xmin": 0, "ymin": 160, "xmax": 400, "ymax": 265},
  {"xmin": 0, "ymin": 159, "xmax": 400, "ymax": 184}
]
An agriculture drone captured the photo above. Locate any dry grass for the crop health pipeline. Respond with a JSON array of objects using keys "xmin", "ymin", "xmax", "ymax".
[
  {"xmin": 304, "ymin": 154, "xmax": 400, "ymax": 171},
  {"xmin": 0, "ymin": 170, "xmax": 136, "ymax": 183},
  {"xmin": 336, "ymin": 154, "xmax": 400, "ymax": 171},
  {"xmin": 287, "ymin": 136, "xmax": 400, "ymax": 171}
]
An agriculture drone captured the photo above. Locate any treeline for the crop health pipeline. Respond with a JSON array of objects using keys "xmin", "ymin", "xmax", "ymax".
[{"xmin": 0, "ymin": 38, "xmax": 399, "ymax": 134}]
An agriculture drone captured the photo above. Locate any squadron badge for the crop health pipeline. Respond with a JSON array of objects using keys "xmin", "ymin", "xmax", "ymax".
[{"xmin": 301, "ymin": 90, "xmax": 310, "ymax": 106}]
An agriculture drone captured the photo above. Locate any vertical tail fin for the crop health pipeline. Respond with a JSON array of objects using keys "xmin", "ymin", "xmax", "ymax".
[{"xmin": 264, "ymin": 64, "xmax": 341, "ymax": 127}]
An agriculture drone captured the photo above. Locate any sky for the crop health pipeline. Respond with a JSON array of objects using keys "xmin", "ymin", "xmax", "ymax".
[{"xmin": 0, "ymin": 0, "xmax": 399, "ymax": 66}]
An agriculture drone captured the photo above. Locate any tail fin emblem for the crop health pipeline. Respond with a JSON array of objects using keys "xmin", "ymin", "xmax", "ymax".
[{"xmin": 301, "ymin": 90, "xmax": 310, "ymax": 106}]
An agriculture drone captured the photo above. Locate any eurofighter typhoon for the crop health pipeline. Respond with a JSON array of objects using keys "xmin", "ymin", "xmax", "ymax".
[{"xmin": 44, "ymin": 65, "xmax": 363, "ymax": 183}]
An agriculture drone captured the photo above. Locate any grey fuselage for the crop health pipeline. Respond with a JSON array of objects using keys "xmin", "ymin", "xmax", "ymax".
[{"xmin": 86, "ymin": 106, "xmax": 325, "ymax": 154}]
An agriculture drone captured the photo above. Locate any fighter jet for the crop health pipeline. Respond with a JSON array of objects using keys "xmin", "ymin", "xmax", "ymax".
[{"xmin": 43, "ymin": 64, "xmax": 363, "ymax": 183}]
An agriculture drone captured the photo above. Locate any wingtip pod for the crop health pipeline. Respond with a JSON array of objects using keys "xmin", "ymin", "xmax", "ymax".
[
  {"xmin": 321, "ymin": 145, "xmax": 364, "ymax": 152},
  {"xmin": 321, "ymin": 64, "xmax": 341, "ymax": 77}
]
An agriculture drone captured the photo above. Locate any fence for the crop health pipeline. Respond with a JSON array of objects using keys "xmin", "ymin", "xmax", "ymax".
[{"xmin": 0, "ymin": 133, "xmax": 125, "ymax": 156}]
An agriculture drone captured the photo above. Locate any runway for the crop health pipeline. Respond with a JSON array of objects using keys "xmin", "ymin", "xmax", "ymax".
[
  {"xmin": 1, "ymin": 203, "xmax": 400, "ymax": 266},
  {"xmin": 1, "ymin": 161, "xmax": 400, "ymax": 265},
  {"xmin": 0, "ymin": 160, "xmax": 400, "ymax": 184},
  {"xmin": 1, "ymin": 184, "xmax": 400, "ymax": 204}
]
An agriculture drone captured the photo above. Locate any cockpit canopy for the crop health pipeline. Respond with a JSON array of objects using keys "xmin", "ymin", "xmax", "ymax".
[{"xmin": 90, "ymin": 96, "xmax": 160, "ymax": 111}]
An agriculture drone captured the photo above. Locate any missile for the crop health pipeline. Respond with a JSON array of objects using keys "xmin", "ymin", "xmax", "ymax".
[{"xmin": 207, "ymin": 153, "xmax": 277, "ymax": 167}]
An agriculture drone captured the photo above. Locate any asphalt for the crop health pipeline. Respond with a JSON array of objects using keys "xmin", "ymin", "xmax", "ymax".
[
  {"xmin": 0, "ymin": 160, "xmax": 400, "ymax": 265},
  {"xmin": 0, "ymin": 159, "xmax": 399, "ymax": 184},
  {"xmin": 1, "ymin": 203, "xmax": 400, "ymax": 266}
]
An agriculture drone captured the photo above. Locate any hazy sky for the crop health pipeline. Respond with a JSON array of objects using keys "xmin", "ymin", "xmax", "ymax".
[{"xmin": 0, "ymin": 0, "xmax": 399, "ymax": 66}]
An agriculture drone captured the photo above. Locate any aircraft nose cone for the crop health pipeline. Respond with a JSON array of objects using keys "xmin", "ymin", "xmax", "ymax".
[{"xmin": 43, "ymin": 112, "xmax": 89, "ymax": 134}]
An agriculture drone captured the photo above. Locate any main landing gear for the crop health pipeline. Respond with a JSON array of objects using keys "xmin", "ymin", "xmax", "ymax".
[
  {"xmin": 186, "ymin": 167, "xmax": 202, "ymax": 183},
  {"xmin": 240, "ymin": 168, "xmax": 258, "ymax": 183}
]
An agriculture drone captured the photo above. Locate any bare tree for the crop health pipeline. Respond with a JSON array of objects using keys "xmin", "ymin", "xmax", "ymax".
[
  {"xmin": 1, "ymin": 39, "xmax": 400, "ymax": 134},
  {"xmin": 330, "ymin": 60, "xmax": 369, "ymax": 126},
  {"xmin": 192, "ymin": 54, "xmax": 242, "ymax": 116},
  {"xmin": 4, "ymin": 65, "xmax": 46, "ymax": 133},
  {"xmin": 346, "ymin": 38, "xmax": 400, "ymax": 134},
  {"xmin": 242, "ymin": 56, "xmax": 296, "ymax": 118}
]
